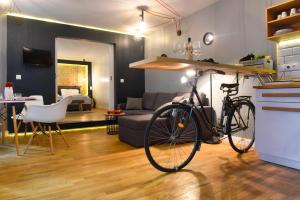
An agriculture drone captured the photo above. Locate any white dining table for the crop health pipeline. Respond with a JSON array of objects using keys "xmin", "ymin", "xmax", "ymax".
[{"xmin": 0, "ymin": 98, "xmax": 36, "ymax": 156}]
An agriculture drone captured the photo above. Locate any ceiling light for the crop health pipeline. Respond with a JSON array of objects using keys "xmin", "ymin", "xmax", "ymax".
[
  {"xmin": 0, "ymin": 0, "xmax": 11, "ymax": 14},
  {"xmin": 136, "ymin": 7, "xmax": 147, "ymax": 37}
]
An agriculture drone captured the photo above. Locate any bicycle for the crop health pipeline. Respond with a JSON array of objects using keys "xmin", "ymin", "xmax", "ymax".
[{"xmin": 144, "ymin": 69, "xmax": 255, "ymax": 172}]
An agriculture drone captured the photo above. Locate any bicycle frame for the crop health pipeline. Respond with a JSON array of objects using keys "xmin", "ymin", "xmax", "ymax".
[{"xmin": 180, "ymin": 71, "xmax": 252, "ymax": 136}]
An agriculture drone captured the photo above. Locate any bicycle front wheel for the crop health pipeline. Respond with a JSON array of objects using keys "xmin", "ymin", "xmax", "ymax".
[
  {"xmin": 145, "ymin": 104, "xmax": 201, "ymax": 172},
  {"xmin": 227, "ymin": 101, "xmax": 255, "ymax": 153}
]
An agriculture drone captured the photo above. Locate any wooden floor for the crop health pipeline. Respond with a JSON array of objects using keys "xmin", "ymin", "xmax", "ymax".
[
  {"xmin": 62, "ymin": 108, "xmax": 107, "ymax": 123},
  {"xmin": 0, "ymin": 128, "xmax": 300, "ymax": 200}
]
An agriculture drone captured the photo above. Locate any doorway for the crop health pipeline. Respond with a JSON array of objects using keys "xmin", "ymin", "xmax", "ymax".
[{"xmin": 55, "ymin": 38, "xmax": 115, "ymax": 110}]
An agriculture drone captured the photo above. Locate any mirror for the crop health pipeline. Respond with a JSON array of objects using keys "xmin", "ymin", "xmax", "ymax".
[{"xmin": 203, "ymin": 32, "xmax": 214, "ymax": 45}]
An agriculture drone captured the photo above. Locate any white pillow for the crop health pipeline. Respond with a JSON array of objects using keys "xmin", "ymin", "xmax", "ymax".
[{"xmin": 61, "ymin": 89, "xmax": 80, "ymax": 97}]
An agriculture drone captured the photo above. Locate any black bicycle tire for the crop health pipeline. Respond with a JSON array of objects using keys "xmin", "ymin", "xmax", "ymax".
[
  {"xmin": 227, "ymin": 101, "xmax": 255, "ymax": 153},
  {"xmin": 144, "ymin": 104, "xmax": 201, "ymax": 172}
]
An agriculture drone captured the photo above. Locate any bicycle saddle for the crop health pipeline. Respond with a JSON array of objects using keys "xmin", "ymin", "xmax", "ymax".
[{"xmin": 220, "ymin": 83, "xmax": 239, "ymax": 89}]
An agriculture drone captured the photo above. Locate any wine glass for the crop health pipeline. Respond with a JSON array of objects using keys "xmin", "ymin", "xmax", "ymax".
[
  {"xmin": 173, "ymin": 42, "xmax": 185, "ymax": 55},
  {"xmin": 192, "ymin": 41, "xmax": 202, "ymax": 56}
]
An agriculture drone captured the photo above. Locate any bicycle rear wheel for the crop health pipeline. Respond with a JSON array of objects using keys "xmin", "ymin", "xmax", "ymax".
[
  {"xmin": 227, "ymin": 101, "xmax": 255, "ymax": 153},
  {"xmin": 144, "ymin": 104, "xmax": 201, "ymax": 172}
]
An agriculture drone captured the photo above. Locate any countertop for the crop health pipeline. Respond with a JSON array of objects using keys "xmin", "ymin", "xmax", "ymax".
[{"xmin": 254, "ymin": 83, "xmax": 300, "ymax": 89}]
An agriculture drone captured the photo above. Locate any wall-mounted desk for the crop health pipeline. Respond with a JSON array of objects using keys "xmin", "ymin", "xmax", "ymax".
[{"xmin": 254, "ymin": 83, "xmax": 300, "ymax": 170}]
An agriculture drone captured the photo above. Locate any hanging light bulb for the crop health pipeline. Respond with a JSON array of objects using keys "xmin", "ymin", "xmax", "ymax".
[
  {"xmin": 135, "ymin": 7, "xmax": 148, "ymax": 37},
  {"xmin": 0, "ymin": 0, "xmax": 15, "ymax": 15}
]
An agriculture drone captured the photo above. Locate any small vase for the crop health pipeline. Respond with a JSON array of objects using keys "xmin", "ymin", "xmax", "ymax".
[{"xmin": 4, "ymin": 87, "xmax": 14, "ymax": 100}]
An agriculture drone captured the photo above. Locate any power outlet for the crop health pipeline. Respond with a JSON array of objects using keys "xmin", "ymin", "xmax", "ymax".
[{"xmin": 16, "ymin": 75, "xmax": 22, "ymax": 80}]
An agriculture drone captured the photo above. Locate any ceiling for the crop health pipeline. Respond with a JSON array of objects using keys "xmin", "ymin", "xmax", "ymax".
[{"xmin": 10, "ymin": 0, "xmax": 219, "ymax": 34}]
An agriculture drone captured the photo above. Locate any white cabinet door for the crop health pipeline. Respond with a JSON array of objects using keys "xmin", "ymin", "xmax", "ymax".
[{"xmin": 256, "ymin": 101, "xmax": 300, "ymax": 169}]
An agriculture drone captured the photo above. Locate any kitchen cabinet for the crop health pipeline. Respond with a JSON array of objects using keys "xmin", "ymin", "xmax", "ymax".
[{"xmin": 255, "ymin": 83, "xmax": 300, "ymax": 170}]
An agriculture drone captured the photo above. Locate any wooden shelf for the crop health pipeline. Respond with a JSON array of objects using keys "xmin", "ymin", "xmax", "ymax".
[
  {"xmin": 266, "ymin": 0, "xmax": 300, "ymax": 41},
  {"xmin": 268, "ymin": 29, "xmax": 300, "ymax": 42},
  {"xmin": 268, "ymin": 13, "xmax": 300, "ymax": 26},
  {"xmin": 267, "ymin": 0, "xmax": 300, "ymax": 13},
  {"xmin": 130, "ymin": 57, "xmax": 276, "ymax": 75}
]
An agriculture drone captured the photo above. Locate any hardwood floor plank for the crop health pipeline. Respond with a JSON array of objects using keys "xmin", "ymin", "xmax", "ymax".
[{"xmin": 0, "ymin": 128, "xmax": 299, "ymax": 200}]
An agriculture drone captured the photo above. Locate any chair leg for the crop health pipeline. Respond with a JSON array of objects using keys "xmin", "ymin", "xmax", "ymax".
[
  {"xmin": 24, "ymin": 125, "xmax": 37, "ymax": 154},
  {"xmin": 24, "ymin": 124, "xmax": 27, "ymax": 137},
  {"xmin": 30, "ymin": 123, "xmax": 39, "ymax": 145},
  {"xmin": 48, "ymin": 126, "xmax": 54, "ymax": 155},
  {"xmin": 56, "ymin": 123, "xmax": 69, "ymax": 148},
  {"xmin": 17, "ymin": 121, "xmax": 22, "ymax": 133}
]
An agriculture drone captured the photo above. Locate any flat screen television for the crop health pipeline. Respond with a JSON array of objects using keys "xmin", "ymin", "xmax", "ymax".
[{"xmin": 23, "ymin": 47, "xmax": 52, "ymax": 67}]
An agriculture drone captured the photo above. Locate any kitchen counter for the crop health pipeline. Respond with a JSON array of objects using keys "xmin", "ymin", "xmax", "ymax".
[
  {"xmin": 254, "ymin": 83, "xmax": 300, "ymax": 89},
  {"xmin": 254, "ymin": 83, "xmax": 300, "ymax": 170}
]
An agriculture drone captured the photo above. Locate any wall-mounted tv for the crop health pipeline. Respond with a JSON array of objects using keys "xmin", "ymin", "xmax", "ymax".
[{"xmin": 23, "ymin": 47, "xmax": 52, "ymax": 67}]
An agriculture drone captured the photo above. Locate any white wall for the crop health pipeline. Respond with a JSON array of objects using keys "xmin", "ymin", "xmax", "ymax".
[
  {"xmin": 145, "ymin": 0, "xmax": 281, "ymax": 117},
  {"xmin": 0, "ymin": 15, "xmax": 7, "ymax": 94},
  {"xmin": 55, "ymin": 38, "xmax": 114, "ymax": 109}
]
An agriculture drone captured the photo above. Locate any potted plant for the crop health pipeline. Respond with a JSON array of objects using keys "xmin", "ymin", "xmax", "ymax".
[{"xmin": 4, "ymin": 82, "xmax": 14, "ymax": 100}]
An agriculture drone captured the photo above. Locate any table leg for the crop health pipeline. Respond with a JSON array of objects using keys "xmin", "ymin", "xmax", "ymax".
[
  {"xmin": 12, "ymin": 106, "xmax": 20, "ymax": 156},
  {"xmin": 1, "ymin": 104, "xmax": 7, "ymax": 144}
]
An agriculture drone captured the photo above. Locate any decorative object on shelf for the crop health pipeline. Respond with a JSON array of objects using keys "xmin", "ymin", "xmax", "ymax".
[
  {"xmin": 239, "ymin": 54, "xmax": 273, "ymax": 69},
  {"xmin": 281, "ymin": 11, "xmax": 288, "ymax": 18},
  {"xmin": 199, "ymin": 58, "xmax": 219, "ymax": 64},
  {"xmin": 266, "ymin": 0, "xmax": 300, "ymax": 41},
  {"xmin": 290, "ymin": 8, "xmax": 298, "ymax": 16},
  {"xmin": 277, "ymin": 14, "xmax": 282, "ymax": 20},
  {"xmin": 186, "ymin": 37, "xmax": 193, "ymax": 60},
  {"xmin": 4, "ymin": 82, "xmax": 14, "ymax": 100},
  {"xmin": 274, "ymin": 28, "xmax": 294, "ymax": 36},
  {"xmin": 173, "ymin": 37, "xmax": 201, "ymax": 59},
  {"xmin": 203, "ymin": 32, "xmax": 214, "ymax": 45},
  {"xmin": 239, "ymin": 54, "xmax": 255, "ymax": 62}
]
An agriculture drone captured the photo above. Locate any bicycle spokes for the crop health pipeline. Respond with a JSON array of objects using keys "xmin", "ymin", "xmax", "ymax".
[
  {"xmin": 145, "ymin": 105, "xmax": 200, "ymax": 172},
  {"xmin": 228, "ymin": 102, "xmax": 255, "ymax": 153}
]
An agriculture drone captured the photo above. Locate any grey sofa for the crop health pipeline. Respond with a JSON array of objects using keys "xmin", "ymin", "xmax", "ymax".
[{"xmin": 118, "ymin": 92, "xmax": 216, "ymax": 147}]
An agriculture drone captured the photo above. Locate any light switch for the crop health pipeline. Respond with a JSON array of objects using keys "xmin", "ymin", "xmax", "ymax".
[
  {"xmin": 120, "ymin": 79, "xmax": 125, "ymax": 83},
  {"xmin": 16, "ymin": 75, "xmax": 22, "ymax": 80}
]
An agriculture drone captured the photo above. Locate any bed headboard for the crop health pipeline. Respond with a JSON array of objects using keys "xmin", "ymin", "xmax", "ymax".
[{"xmin": 57, "ymin": 86, "xmax": 81, "ymax": 95}]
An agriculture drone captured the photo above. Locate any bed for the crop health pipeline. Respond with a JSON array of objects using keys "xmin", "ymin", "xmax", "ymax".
[{"xmin": 57, "ymin": 86, "xmax": 93, "ymax": 112}]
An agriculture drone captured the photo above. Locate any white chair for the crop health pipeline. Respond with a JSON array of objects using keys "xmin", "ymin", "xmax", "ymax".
[
  {"xmin": 13, "ymin": 95, "xmax": 44, "ymax": 137},
  {"xmin": 23, "ymin": 97, "xmax": 72, "ymax": 154}
]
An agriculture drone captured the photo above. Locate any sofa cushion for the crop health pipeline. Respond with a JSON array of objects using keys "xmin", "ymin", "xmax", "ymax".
[
  {"xmin": 126, "ymin": 97, "xmax": 143, "ymax": 110},
  {"xmin": 124, "ymin": 110, "xmax": 153, "ymax": 116},
  {"xmin": 119, "ymin": 114, "xmax": 153, "ymax": 130},
  {"xmin": 153, "ymin": 93, "xmax": 177, "ymax": 110},
  {"xmin": 143, "ymin": 92, "xmax": 157, "ymax": 110},
  {"xmin": 176, "ymin": 92, "xmax": 208, "ymax": 106}
]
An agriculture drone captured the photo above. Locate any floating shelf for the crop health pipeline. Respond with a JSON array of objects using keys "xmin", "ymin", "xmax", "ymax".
[
  {"xmin": 268, "ymin": 30, "xmax": 300, "ymax": 42},
  {"xmin": 130, "ymin": 57, "xmax": 276, "ymax": 75},
  {"xmin": 268, "ymin": 13, "xmax": 300, "ymax": 26}
]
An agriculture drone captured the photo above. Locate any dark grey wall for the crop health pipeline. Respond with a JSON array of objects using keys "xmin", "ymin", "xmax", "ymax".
[{"xmin": 7, "ymin": 16, "xmax": 145, "ymax": 106}]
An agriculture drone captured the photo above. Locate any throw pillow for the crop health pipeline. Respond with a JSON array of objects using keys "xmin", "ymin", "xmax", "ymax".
[{"xmin": 126, "ymin": 97, "xmax": 143, "ymax": 110}]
